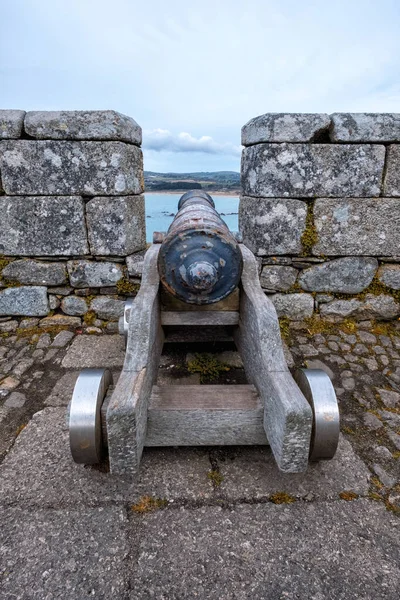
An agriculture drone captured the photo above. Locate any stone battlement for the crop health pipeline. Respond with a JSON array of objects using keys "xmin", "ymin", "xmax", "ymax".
[
  {"xmin": 240, "ymin": 112, "xmax": 400, "ymax": 322},
  {"xmin": 0, "ymin": 110, "xmax": 145, "ymax": 327}
]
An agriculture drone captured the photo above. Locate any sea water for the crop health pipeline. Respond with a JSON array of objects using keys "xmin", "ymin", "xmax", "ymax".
[{"xmin": 145, "ymin": 193, "xmax": 239, "ymax": 242}]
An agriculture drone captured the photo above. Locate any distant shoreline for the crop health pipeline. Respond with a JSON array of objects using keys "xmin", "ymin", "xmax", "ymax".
[{"xmin": 145, "ymin": 190, "xmax": 241, "ymax": 197}]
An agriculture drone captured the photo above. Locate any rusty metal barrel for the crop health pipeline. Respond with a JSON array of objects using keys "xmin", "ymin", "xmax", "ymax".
[{"xmin": 157, "ymin": 190, "xmax": 243, "ymax": 305}]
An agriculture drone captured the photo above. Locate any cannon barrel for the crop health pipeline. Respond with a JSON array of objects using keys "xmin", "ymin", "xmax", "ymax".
[{"xmin": 157, "ymin": 190, "xmax": 243, "ymax": 305}]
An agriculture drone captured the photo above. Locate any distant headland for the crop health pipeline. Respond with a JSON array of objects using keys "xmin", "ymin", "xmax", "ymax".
[{"xmin": 144, "ymin": 171, "xmax": 241, "ymax": 194}]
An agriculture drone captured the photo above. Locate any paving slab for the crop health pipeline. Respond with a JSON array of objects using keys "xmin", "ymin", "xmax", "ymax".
[
  {"xmin": 213, "ymin": 435, "xmax": 370, "ymax": 501},
  {"xmin": 0, "ymin": 407, "xmax": 370, "ymax": 508},
  {"xmin": 129, "ymin": 501, "xmax": 400, "ymax": 599},
  {"xmin": 1, "ymin": 506, "xmax": 129, "ymax": 599},
  {"xmin": 44, "ymin": 371, "xmax": 80, "ymax": 406},
  {"xmin": 61, "ymin": 334, "xmax": 125, "ymax": 368},
  {"xmin": 0, "ymin": 408, "xmax": 213, "ymax": 507},
  {"xmin": 44, "ymin": 369, "xmax": 121, "ymax": 406}
]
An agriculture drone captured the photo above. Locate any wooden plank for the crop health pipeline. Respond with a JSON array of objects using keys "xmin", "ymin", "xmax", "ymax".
[
  {"xmin": 150, "ymin": 384, "xmax": 259, "ymax": 409},
  {"xmin": 161, "ymin": 311, "xmax": 239, "ymax": 326},
  {"xmin": 161, "ymin": 287, "xmax": 240, "ymax": 312},
  {"xmin": 145, "ymin": 384, "xmax": 268, "ymax": 446}
]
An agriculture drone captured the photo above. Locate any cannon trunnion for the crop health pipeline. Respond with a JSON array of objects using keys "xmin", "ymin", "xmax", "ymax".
[{"xmin": 68, "ymin": 191, "xmax": 340, "ymax": 478}]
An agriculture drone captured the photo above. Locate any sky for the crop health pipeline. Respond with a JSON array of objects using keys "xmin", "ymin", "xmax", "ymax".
[{"xmin": 1, "ymin": 0, "xmax": 400, "ymax": 172}]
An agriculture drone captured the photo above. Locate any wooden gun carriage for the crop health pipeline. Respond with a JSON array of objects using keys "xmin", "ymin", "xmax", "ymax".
[{"xmin": 68, "ymin": 191, "xmax": 339, "ymax": 478}]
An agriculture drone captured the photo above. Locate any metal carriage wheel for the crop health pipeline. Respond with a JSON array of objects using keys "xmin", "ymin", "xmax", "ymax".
[
  {"xmin": 69, "ymin": 368, "xmax": 113, "ymax": 464},
  {"xmin": 294, "ymin": 368, "xmax": 340, "ymax": 461}
]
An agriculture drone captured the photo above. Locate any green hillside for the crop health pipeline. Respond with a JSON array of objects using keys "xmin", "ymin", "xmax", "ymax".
[{"xmin": 145, "ymin": 171, "xmax": 241, "ymax": 193}]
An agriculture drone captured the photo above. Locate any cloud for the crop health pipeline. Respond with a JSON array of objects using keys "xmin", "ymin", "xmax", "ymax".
[
  {"xmin": 143, "ymin": 129, "xmax": 241, "ymax": 156},
  {"xmin": 3, "ymin": 0, "xmax": 400, "ymax": 171}
]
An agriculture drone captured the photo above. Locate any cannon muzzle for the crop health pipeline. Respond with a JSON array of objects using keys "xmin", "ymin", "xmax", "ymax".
[{"xmin": 157, "ymin": 190, "xmax": 243, "ymax": 305}]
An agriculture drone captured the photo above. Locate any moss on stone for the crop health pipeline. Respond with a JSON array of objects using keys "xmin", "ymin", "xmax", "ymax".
[
  {"xmin": 341, "ymin": 318, "xmax": 358, "ymax": 334},
  {"xmin": 269, "ymin": 492, "xmax": 296, "ymax": 504},
  {"xmin": 131, "ymin": 496, "xmax": 168, "ymax": 513},
  {"xmin": 342, "ymin": 426, "xmax": 356, "ymax": 436},
  {"xmin": 0, "ymin": 256, "xmax": 12, "ymax": 280},
  {"xmin": 116, "ymin": 278, "xmax": 140, "ymax": 295},
  {"xmin": 283, "ymin": 281, "xmax": 304, "ymax": 295},
  {"xmin": 15, "ymin": 423, "xmax": 26, "ymax": 436},
  {"xmin": 385, "ymin": 500, "xmax": 400, "ymax": 515},
  {"xmin": 370, "ymin": 321, "xmax": 396, "ymax": 336},
  {"xmin": 334, "ymin": 274, "xmax": 400, "ymax": 303},
  {"xmin": 381, "ymin": 406, "xmax": 400, "ymax": 415},
  {"xmin": 0, "ymin": 257, "xmax": 22, "ymax": 287},
  {"xmin": 187, "ymin": 353, "xmax": 230, "ymax": 383},
  {"xmin": 368, "ymin": 488, "xmax": 400, "ymax": 514},
  {"xmin": 207, "ymin": 470, "xmax": 224, "ymax": 487},
  {"xmin": 367, "ymin": 409, "xmax": 383, "ymax": 421},
  {"xmin": 370, "ymin": 476, "xmax": 384, "ymax": 490},
  {"xmin": 339, "ymin": 491, "xmax": 359, "ymax": 501},
  {"xmin": 368, "ymin": 491, "xmax": 383, "ymax": 502},
  {"xmin": 83, "ymin": 310, "xmax": 97, "ymax": 326},
  {"xmin": 303, "ymin": 315, "xmax": 336, "ymax": 336},
  {"xmin": 279, "ymin": 316, "xmax": 290, "ymax": 341},
  {"xmin": 16, "ymin": 325, "xmax": 69, "ymax": 338},
  {"xmin": 363, "ymin": 275, "xmax": 400, "ymax": 303},
  {"xmin": 300, "ymin": 202, "xmax": 318, "ymax": 257}
]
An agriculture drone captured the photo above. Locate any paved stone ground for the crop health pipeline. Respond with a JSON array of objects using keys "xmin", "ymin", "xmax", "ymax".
[{"xmin": 1, "ymin": 318, "xmax": 400, "ymax": 599}]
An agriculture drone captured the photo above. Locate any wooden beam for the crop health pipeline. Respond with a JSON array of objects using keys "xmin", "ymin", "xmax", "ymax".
[
  {"xmin": 145, "ymin": 384, "xmax": 268, "ymax": 446},
  {"xmin": 161, "ymin": 287, "xmax": 240, "ymax": 311},
  {"xmin": 234, "ymin": 245, "xmax": 312, "ymax": 473},
  {"xmin": 106, "ymin": 245, "xmax": 164, "ymax": 478},
  {"xmin": 161, "ymin": 311, "xmax": 239, "ymax": 326},
  {"xmin": 164, "ymin": 326, "xmax": 234, "ymax": 343}
]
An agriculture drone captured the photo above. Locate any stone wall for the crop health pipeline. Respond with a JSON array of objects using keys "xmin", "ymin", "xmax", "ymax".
[
  {"xmin": 0, "ymin": 110, "xmax": 145, "ymax": 331},
  {"xmin": 2, "ymin": 109, "xmax": 400, "ymax": 328},
  {"xmin": 240, "ymin": 113, "xmax": 400, "ymax": 321}
]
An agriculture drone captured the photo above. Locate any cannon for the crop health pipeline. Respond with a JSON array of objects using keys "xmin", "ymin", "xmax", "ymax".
[
  {"xmin": 68, "ymin": 191, "xmax": 340, "ymax": 478},
  {"xmin": 157, "ymin": 190, "xmax": 243, "ymax": 305}
]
